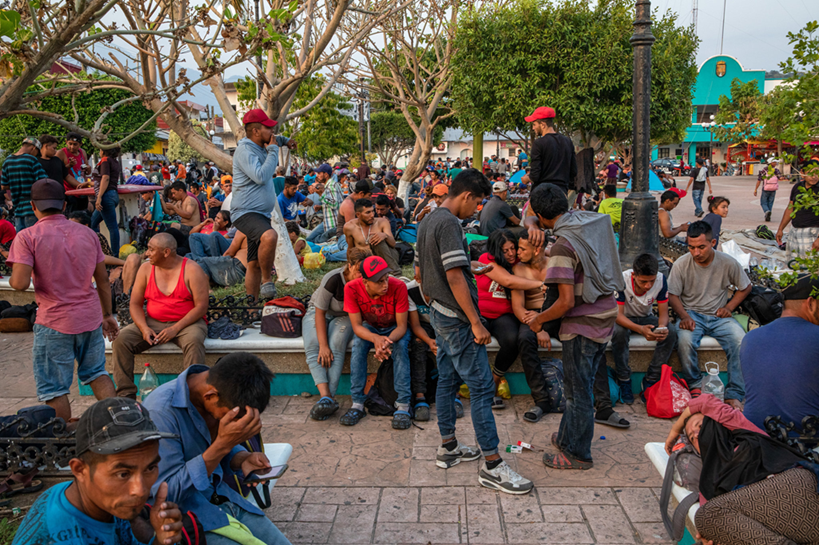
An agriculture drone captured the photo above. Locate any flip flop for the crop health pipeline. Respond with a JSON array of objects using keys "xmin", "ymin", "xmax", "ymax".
[
  {"xmin": 392, "ymin": 410, "xmax": 411, "ymax": 430},
  {"xmin": 594, "ymin": 411, "xmax": 631, "ymax": 429},
  {"xmin": 523, "ymin": 406, "xmax": 543, "ymax": 423},
  {"xmin": 339, "ymin": 408, "xmax": 366, "ymax": 426},
  {"xmin": 543, "ymin": 451, "xmax": 594, "ymax": 470}
]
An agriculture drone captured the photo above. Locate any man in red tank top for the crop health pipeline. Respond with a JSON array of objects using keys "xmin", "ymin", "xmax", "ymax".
[{"xmin": 112, "ymin": 233, "xmax": 210, "ymax": 398}]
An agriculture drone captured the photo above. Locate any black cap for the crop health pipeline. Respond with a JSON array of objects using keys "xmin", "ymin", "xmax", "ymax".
[
  {"xmin": 783, "ymin": 274, "xmax": 819, "ymax": 301},
  {"xmin": 30, "ymin": 178, "xmax": 65, "ymax": 211},
  {"xmin": 75, "ymin": 398, "xmax": 177, "ymax": 457}
]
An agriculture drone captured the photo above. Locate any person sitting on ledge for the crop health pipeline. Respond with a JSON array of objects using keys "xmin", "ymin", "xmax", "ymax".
[
  {"xmin": 668, "ymin": 220, "xmax": 751, "ymax": 410},
  {"xmin": 658, "ymin": 189, "xmax": 689, "ymax": 239},
  {"xmin": 143, "ymin": 352, "xmax": 291, "ymax": 545},
  {"xmin": 11, "ymin": 398, "xmax": 184, "ymax": 545},
  {"xmin": 342, "ymin": 198, "xmax": 401, "ymax": 273},
  {"xmin": 112, "ymin": 233, "xmax": 209, "ymax": 399},
  {"xmin": 160, "ymin": 181, "xmax": 201, "ymax": 235}
]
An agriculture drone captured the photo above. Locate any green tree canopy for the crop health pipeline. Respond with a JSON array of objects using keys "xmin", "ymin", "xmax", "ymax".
[
  {"xmin": 451, "ymin": 0, "xmax": 698, "ymax": 151},
  {"xmin": 167, "ymin": 122, "xmax": 209, "ymax": 164},
  {"xmin": 0, "ymin": 73, "xmax": 156, "ymax": 156},
  {"xmin": 369, "ymin": 109, "xmax": 443, "ymax": 167},
  {"xmin": 712, "ymin": 78, "xmax": 763, "ymax": 145}
]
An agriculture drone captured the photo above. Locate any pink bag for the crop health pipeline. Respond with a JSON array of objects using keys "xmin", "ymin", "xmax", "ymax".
[{"xmin": 762, "ymin": 175, "xmax": 779, "ymax": 192}]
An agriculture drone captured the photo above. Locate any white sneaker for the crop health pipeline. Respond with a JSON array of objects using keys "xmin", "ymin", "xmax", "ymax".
[
  {"xmin": 478, "ymin": 461, "xmax": 534, "ymax": 495},
  {"xmin": 435, "ymin": 441, "xmax": 481, "ymax": 469}
]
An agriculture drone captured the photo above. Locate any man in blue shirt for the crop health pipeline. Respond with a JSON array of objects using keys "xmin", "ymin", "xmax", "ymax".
[
  {"xmin": 13, "ymin": 398, "xmax": 184, "ymax": 545},
  {"xmin": 232, "ymin": 108, "xmax": 297, "ymax": 301},
  {"xmin": 741, "ymin": 274, "xmax": 819, "ymax": 431},
  {"xmin": 143, "ymin": 352, "xmax": 290, "ymax": 545},
  {"xmin": 277, "ymin": 176, "xmax": 308, "ymax": 221}
]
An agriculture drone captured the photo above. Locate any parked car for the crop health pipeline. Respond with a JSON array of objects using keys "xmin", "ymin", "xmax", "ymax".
[{"xmin": 651, "ymin": 158, "xmax": 690, "ymax": 176}]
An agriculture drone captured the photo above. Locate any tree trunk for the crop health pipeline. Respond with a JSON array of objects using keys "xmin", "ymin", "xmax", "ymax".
[
  {"xmin": 397, "ymin": 134, "xmax": 433, "ymax": 202},
  {"xmin": 777, "ymin": 139, "xmax": 782, "ymax": 158}
]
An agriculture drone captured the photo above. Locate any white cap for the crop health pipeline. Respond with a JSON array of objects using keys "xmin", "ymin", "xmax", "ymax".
[{"xmin": 492, "ymin": 181, "xmax": 508, "ymax": 193}]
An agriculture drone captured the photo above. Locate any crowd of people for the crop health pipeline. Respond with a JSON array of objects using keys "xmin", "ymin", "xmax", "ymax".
[{"xmin": 1, "ymin": 104, "xmax": 819, "ymax": 545}]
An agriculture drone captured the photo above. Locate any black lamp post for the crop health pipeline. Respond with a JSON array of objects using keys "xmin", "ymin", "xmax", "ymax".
[{"xmin": 619, "ymin": 0, "xmax": 660, "ymax": 270}]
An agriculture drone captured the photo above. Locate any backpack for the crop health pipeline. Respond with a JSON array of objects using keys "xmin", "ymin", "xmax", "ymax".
[
  {"xmin": 644, "ymin": 365, "xmax": 691, "ymax": 419},
  {"xmin": 739, "ymin": 285, "xmax": 784, "ymax": 326},
  {"xmin": 0, "ymin": 405, "xmax": 66, "ymax": 439},
  {"xmin": 659, "ymin": 437, "xmax": 702, "ymax": 542},
  {"xmin": 762, "ymin": 174, "xmax": 779, "ymax": 192},
  {"xmin": 755, "ymin": 224, "xmax": 776, "ymax": 240},
  {"xmin": 261, "ymin": 296, "xmax": 306, "ymax": 338},
  {"xmin": 365, "ymin": 358, "xmax": 398, "ymax": 416},
  {"xmin": 541, "ymin": 358, "xmax": 566, "ymax": 413},
  {"xmin": 468, "ymin": 239, "xmax": 488, "ymax": 261},
  {"xmin": 396, "ymin": 223, "xmax": 417, "ymax": 243},
  {"xmin": 395, "ymin": 241, "xmax": 415, "ymax": 266}
]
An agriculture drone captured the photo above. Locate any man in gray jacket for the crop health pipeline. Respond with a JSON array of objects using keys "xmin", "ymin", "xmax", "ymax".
[{"xmin": 232, "ymin": 109, "xmax": 297, "ymax": 300}]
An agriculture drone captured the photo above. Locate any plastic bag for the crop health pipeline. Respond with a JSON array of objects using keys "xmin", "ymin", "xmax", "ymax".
[
  {"xmin": 645, "ymin": 365, "xmax": 691, "ymax": 419},
  {"xmin": 721, "ymin": 239, "xmax": 750, "ymax": 270},
  {"xmin": 303, "ymin": 252, "xmax": 326, "ymax": 269}
]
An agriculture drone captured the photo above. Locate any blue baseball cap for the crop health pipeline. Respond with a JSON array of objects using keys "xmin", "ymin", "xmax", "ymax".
[{"xmin": 316, "ymin": 164, "xmax": 332, "ymax": 175}]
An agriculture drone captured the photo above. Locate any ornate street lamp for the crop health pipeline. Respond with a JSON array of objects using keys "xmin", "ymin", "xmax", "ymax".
[{"xmin": 619, "ymin": 0, "xmax": 659, "ymax": 270}]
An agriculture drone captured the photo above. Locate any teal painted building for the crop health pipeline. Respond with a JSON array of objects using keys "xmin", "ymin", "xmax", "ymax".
[{"xmin": 652, "ymin": 55, "xmax": 784, "ymax": 166}]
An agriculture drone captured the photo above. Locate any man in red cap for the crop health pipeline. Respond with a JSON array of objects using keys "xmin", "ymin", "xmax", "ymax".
[
  {"xmin": 521, "ymin": 107, "xmax": 577, "ymax": 195},
  {"xmin": 232, "ymin": 108, "xmax": 297, "ymax": 300}
]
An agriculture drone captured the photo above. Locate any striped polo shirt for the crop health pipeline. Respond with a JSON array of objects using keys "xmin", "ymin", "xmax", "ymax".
[
  {"xmin": 1, "ymin": 153, "xmax": 48, "ymax": 217},
  {"xmin": 544, "ymin": 238, "xmax": 618, "ymax": 344}
]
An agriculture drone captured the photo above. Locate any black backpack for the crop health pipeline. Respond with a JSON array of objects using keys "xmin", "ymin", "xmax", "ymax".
[
  {"xmin": 739, "ymin": 285, "xmax": 784, "ymax": 326},
  {"xmin": 395, "ymin": 241, "xmax": 415, "ymax": 266}
]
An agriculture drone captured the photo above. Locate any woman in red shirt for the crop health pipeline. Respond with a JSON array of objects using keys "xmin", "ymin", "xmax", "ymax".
[{"xmin": 476, "ymin": 229, "xmax": 544, "ymax": 409}]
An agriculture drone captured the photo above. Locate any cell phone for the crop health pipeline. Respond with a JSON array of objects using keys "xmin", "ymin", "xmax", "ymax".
[
  {"xmin": 473, "ymin": 264, "xmax": 490, "ymax": 272},
  {"xmin": 654, "ymin": 327, "xmax": 668, "ymax": 333},
  {"xmin": 244, "ymin": 464, "xmax": 288, "ymax": 483}
]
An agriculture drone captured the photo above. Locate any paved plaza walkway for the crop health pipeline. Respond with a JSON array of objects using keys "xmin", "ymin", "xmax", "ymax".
[{"xmin": 0, "ymin": 332, "xmax": 677, "ymax": 544}]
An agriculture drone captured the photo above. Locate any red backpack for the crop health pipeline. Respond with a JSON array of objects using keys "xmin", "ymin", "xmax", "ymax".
[
  {"xmin": 644, "ymin": 365, "xmax": 692, "ymax": 419},
  {"xmin": 261, "ymin": 296, "xmax": 306, "ymax": 338}
]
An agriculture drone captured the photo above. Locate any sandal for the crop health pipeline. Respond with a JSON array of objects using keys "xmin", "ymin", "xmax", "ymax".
[
  {"xmin": 339, "ymin": 408, "xmax": 366, "ymax": 426},
  {"xmin": 454, "ymin": 398, "xmax": 465, "ymax": 419},
  {"xmin": 551, "ymin": 432, "xmax": 562, "ymax": 451},
  {"xmin": 543, "ymin": 451, "xmax": 593, "ymax": 470},
  {"xmin": 414, "ymin": 402, "xmax": 430, "ymax": 422},
  {"xmin": 594, "ymin": 411, "xmax": 631, "ymax": 429},
  {"xmin": 491, "ymin": 396, "xmax": 505, "ymax": 410},
  {"xmin": 309, "ymin": 397, "xmax": 339, "ymax": 421},
  {"xmin": 523, "ymin": 406, "xmax": 544, "ymax": 423},
  {"xmin": 392, "ymin": 410, "xmax": 411, "ymax": 430},
  {"xmin": 0, "ymin": 469, "xmax": 43, "ymax": 497}
]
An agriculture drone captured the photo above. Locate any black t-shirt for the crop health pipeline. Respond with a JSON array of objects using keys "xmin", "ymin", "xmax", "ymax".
[
  {"xmin": 99, "ymin": 156, "xmax": 123, "ymax": 189},
  {"xmin": 479, "ymin": 195, "xmax": 515, "ymax": 236},
  {"xmin": 690, "ymin": 167, "xmax": 708, "ymax": 191},
  {"xmin": 40, "ymin": 156, "xmax": 68, "ymax": 184},
  {"xmin": 529, "ymin": 133, "xmax": 578, "ymax": 193},
  {"xmin": 789, "ymin": 181, "xmax": 819, "ymax": 228}
]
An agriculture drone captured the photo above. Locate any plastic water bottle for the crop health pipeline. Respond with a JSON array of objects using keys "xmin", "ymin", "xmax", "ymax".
[
  {"xmin": 139, "ymin": 363, "xmax": 158, "ymax": 402},
  {"xmin": 701, "ymin": 362, "xmax": 724, "ymax": 402}
]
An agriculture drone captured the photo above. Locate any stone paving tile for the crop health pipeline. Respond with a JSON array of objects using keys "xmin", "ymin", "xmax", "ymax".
[
  {"xmin": 465, "ymin": 503, "xmax": 505, "ymax": 544},
  {"xmin": 419, "ymin": 503, "xmax": 463, "ymax": 523},
  {"xmin": 373, "ymin": 522, "xmax": 461, "ymax": 543},
  {"xmin": 377, "ymin": 487, "xmax": 418, "ymax": 522},
  {"xmin": 421, "ymin": 486, "xmax": 465, "ymax": 504},
  {"xmin": 501, "ymin": 492, "xmax": 544, "ymax": 523},
  {"xmin": 296, "ymin": 503, "xmax": 338, "ymax": 522},
  {"xmin": 467, "ymin": 486, "xmax": 503, "ymax": 504},
  {"xmin": 632, "ymin": 522, "xmax": 673, "ymax": 544},
  {"xmin": 537, "ymin": 488, "xmax": 618, "ymax": 505},
  {"xmin": 302, "ymin": 487, "xmax": 381, "ymax": 505},
  {"xmin": 539, "ymin": 505, "xmax": 584, "ymax": 523},
  {"xmin": 615, "ymin": 488, "xmax": 663, "ymax": 523},
  {"xmin": 282, "ymin": 522, "xmax": 333, "ymax": 543},
  {"xmin": 266, "ymin": 487, "xmax": 306, "ymax": 522},
  {"xmin": 582, "ymin": 505, "xmax": 637, "ymax": 543},
  {"xmin": 328, "ymin": 504, "xmax": 378, "ymax": 544},
  {"xmin": 506, "ymin": 522, "xmax": 594, "ymax": 543}
]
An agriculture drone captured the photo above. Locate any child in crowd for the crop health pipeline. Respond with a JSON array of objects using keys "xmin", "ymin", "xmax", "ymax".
[{"xmin": 703, "ymin": 196, "xmax": 730, "ymax": 247}]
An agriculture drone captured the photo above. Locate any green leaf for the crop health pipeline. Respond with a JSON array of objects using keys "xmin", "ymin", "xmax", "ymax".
[{"xmin": 0, "ymin": 10, "xmax": 21, "ymax": 38}]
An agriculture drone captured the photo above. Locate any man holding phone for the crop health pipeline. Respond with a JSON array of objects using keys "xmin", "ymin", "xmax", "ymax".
[
  {"xmin": 611, "ymin": 253, "xmax": 677, "ymax": 402},
  {"xmin": 144, "ymin": 352, "xmax": 291, "ymax": 545}
]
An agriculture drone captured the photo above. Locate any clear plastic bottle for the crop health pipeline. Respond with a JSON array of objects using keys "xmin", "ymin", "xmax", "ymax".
[
  {"xmin": 139, "ymin": 363, "xmax": 159, "ymax": 402},
  {"xmin": 701, "ymin": 362, "xmax": 724, "ymax": 402}
]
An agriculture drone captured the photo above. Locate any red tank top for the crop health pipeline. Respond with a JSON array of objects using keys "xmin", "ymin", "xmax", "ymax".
[
  {"xmin": 145, "ymin": 258, "xmax": 196, "ymax": 322},
  {"xmin": 61, "ymin": 148, "xmax": 85, "ymax": 190}
]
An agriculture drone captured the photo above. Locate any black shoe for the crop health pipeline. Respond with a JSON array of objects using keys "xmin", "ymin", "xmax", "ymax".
[{"xmin": 765, "ymin": 211, "xmax": 771, "ymax": 222}]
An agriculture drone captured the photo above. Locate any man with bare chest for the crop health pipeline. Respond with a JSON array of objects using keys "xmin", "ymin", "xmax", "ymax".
[
  {"xmin": 337, "ymin": 180, "xmax": 373, "ymax": 232},
  {"xmin": 343, "ymin": 198, "xmax": 401, "ymax": 274},
  {"xmin": 163, "ymin": 181, "xmax": 202, "ymax": 233}
]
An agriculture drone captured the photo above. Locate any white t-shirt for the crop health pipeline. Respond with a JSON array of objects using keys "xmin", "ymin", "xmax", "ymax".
[
  {"xmin": 222, "ymin": 192, "xmax": 233, "ymax": 212},
  {"xmin": 616, "ymin": 269, "xmax": 668, "ymax": 318}
]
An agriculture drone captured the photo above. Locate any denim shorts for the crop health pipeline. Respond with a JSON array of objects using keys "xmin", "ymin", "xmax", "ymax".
[{"xmin": 32, "ymin": 324, "xmax": 107, "ymax": 401}]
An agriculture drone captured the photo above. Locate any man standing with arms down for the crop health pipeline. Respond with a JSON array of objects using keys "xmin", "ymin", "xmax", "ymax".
[
  {"xmin": 1, "ymin": 138, "xmax": 48, "ymax": 231},
  {"xmin": 521, "ymin": 107, "xmax": 577, "ymax": 196},
  {"xmin": 232, "ymin": 108, "xmax": 297, "ymax": 300},
  {"xmin": 417, "ymin": 168, "xmax": 533, "ymax": 494}
]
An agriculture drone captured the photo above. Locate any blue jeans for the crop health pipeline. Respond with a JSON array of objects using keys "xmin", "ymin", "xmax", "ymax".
[
  {"xmin": 189, "ymin": 232, "xmax": 230, "ymax": 258},
  {"xmin": 557, "ymin": 335, "xmax": 607, "ymax": 462},
  {"xmin": 307, "ymin": 221, "xmax": 334, "ymax": 244},
  {"xmin": 611, "ymin": 315, "xmax": 677, "ymax": 385},
  {"xmin": 350, "ymin": 323, "xmax": 411, "ymax": 405},
  {"xmin": 91, "ymin": 189, "xmax": 120, "ymax": 256},
  {"xmin": 32, "ymin": 325, "xmax": 107, "ymax": 402},
  {"xmin": 692, "ymin": 189, "xmax": 704, "ymax": 216},
  {"xmin": 205, "ymin": 501, "xmax": 290, "ymax": 545},
  {"xmin": 431, "ymin": 308, "xmax": 499, "ymax": 456},
  {"xmin": 303, "ymin": 307, "xmax": 354, "ymax": 397},
  {"xmin": 760, "ymin": 190, "xmax": 776, "ymax": 214},
  {"xmin": 13, "ymin": 215, "xmax": 37, "ymax": 232},
  {"xmin": 323, "ymin": 234, "xmax": 348, "ymax": 262},
  {"xmin": 676, "ymin": 310, "xmax": 746, "ymax": 401}
]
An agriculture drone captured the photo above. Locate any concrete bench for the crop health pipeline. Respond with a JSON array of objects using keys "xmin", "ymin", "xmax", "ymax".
[
  {"xmin": 645, "ymin": 442, "xmax": 699, "ymax": 541},
  {"xmin": 0, "ymin": 278, "xmax": 36, "ymax": 306}
]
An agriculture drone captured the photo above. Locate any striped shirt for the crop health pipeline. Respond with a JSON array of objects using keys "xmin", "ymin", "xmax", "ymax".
[
  {"xmin": 1, "ymin": 153, "xmax": 48, "ymax": 217},
  {"xmin": 320, "ymin": 175, "xmax": 345, "ymax": 232},
  {"xmin": 544, "ymin": 238, "xmax": 618, "ymax": 343}
]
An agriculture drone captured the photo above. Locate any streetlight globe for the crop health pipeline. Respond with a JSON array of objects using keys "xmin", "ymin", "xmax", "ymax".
[
  {"xmin": 709, "ymin": 114, "xmax": 715, "ymax": 121},
  {"xmin": 701, "ymin": 122, "xmax": 709, "ymax": 129}
]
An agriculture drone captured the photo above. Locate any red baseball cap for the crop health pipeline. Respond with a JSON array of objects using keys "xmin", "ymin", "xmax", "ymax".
[
  {"xmin": 242, "ymin": 108, "xmax": 277, "ymax": 127},
  {"xmin": 524, "ymin": 106, "xmax": 556, "ymax": 123},
  {"xmin": 360, "ymin": 256, "xmax": 390, "ymax": 282},
  {"xmin": 669, "ymin": 187, "xmax": 687, "ymax": 199}
]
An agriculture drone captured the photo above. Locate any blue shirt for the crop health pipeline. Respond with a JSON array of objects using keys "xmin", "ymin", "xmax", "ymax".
[
  {"xmin": 143, "ymin": 366, "xmax": 260, "ymax": 531},
  {"xmin": 272, "ymin": 176, "xmax": 285, "ymax": 196},
  {"xmin": 12, "ymin": 481, "xmax": 145, "ymax": 545},
  {"xmin": 231, "ymin": 136, "xmax": 289, "ymax": 222},
  {"xmin": 277, "ymin": 191, "xmax": 307, "ymax": 220},
  {"xmin": 740, "ymin": 317, "xmax": 819, "ymax": 434}
]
